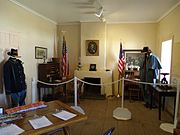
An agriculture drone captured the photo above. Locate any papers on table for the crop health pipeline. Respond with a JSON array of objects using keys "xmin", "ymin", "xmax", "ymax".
[
  {"xmin": 53, "ymin": 110, "xmax": 77, "ymax": 121},
  {"xmin": 29, "ymin": 116, "xmax": 53, "ymax": 129},
  {"xmin": 0, "ymin": 110, "xmax": 77, "ymax": 134},
  {"xmin": 0, "ymin": 124, "xmax": 24, "ymax": 135}
]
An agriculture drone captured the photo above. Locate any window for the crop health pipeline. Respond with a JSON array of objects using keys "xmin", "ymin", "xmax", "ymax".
[{"xmin": 160, "ymin": 39, "xmax": 173, "ymax": 83}]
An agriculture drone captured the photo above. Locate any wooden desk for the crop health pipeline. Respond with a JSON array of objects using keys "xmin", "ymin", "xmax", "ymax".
[
  {"xmin": 37, "ymin": 81, "xmax": 66, "ymax": 101},
  {"xmin": 13, "ymin": 100, "xmax": 87, "ymax": 135},
  {"xmin": 151, "ymin": 85, "xmax": 176, "ymax": 120}
]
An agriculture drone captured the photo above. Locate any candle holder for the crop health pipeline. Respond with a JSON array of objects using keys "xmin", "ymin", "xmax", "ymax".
[{"xmin": 160, "ymin": 73, "xmax": 169, "ymax": 84}]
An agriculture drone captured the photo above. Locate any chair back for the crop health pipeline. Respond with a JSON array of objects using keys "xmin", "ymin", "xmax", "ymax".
[{"xmin": 103, "ymin": 127, "xmax": 115, "ymax": 135}]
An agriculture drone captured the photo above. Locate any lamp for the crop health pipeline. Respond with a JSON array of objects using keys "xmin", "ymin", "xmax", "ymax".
[{"xmin": 95, "ymin": 7, "xmax": 103, "ymax": 18}]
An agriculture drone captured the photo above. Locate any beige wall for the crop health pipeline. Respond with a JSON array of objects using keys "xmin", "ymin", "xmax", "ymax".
[
  {"xmin": 106, "ymin": 23, "xmax": 157, "ymax": 94},
  {"xmin": 157, "ymin": 4, "xmax": 180, "ymax": 115},
  {"xmin": 58, "ymin": 24, "xmax": 81, "ymax": 78},
  {"xmin": 58, "ymin": 22, "xmax": 157, "ymax": 95},
  {"xmin": 157, "ymin": 4, "xmax": 180, "ymax": 76},
  {"xmin": 0, "ymin": 0, "xmax": 57, "ymax": 106},
  {"xmin": 80, "ymin": 22, "xmax": 106, "ymax": 70}
]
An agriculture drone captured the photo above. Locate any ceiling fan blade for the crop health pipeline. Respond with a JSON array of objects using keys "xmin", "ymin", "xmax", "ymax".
[
  {"xmin": 76, "ymin": 5, "xmax": 95, "ymax": 9},
  {"xmin": 88, "ymin": 0, "xmax": 96, "ymax": 4},
  {"xmin": 83, "ymin": 11, "xmax": 96, "ymax": 14},
  {"xmin": 72, "ymin": 2, "xmax": 92, "ymax": 5}
]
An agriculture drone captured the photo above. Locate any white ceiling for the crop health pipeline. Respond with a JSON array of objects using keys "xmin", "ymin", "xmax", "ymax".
[{"xmin": 11, "ymin": 0, "xmax": 180, "ymax": 24}]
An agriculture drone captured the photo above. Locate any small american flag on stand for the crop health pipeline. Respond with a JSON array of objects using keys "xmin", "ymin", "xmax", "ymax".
[
  {"xmin": 118, "ymin": 42, "xmax": 125, "ymax": 75},
  {"xmin": 62, "ymin": 36, "xmax": 69, "ymax": 77}
]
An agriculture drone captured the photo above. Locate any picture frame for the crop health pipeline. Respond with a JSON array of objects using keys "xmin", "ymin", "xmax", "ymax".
[
  {"xmin": 86, "ymin": 40, "xmax": 99, "ymax": 56},
  {"xmin": 89, "ymin": 64, "xmax": 96, "ymax": 71},
  {"xmin": 35, "ymin": 46, "xmax": 47, "ymax": 59},
  {"xmin": 124, "ymin": 49, "xmax": 142, "ymax": 70}
]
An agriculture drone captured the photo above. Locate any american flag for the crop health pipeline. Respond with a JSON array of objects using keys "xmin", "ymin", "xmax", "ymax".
[
  {"xmin": 62, "ymin": 36, "xmax": 69, "ymax": 77},
  {"xmin": 118, "ymin": 42, "xmax": 125, "ymax": 74}
]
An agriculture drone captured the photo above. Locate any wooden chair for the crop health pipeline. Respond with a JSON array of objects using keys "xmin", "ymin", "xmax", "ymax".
[
  {"xmin": 125, "ymin": 70, "xmax": 141, "ymax": 102},
  {"xmin": 103, "ymin": 127, "xmax": 115, "ymax": 135},
  {"xmin": 128, "ymin": 80, "xmax": 141, "ymax": 102}
]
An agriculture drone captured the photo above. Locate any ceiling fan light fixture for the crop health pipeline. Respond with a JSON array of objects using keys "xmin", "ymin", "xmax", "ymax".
[
  {"xmin": 99, "ymin": 14, "xmax": 106, "ymax": 22},
  {"xmin": 95, "ymin": 7, "xmax": 103, "ymax": 17}
]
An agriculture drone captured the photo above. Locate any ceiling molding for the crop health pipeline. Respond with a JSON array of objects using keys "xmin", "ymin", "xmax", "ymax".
[
  {"xmin": 58, "ymin": 22, "xmax": 80, "ymax": 26},
  {"xmin": 9, "ymin": 0, "xmax": 57, "ymax": 25},
  {"xmin": 107, "ymin": 21, "xmax": 157, "ymax": 24},
  {"xmin": 157, "ymin": 1, "xmax": 180, "ymax": 22}
]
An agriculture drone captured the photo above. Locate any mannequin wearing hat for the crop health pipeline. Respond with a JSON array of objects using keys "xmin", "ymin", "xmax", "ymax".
[
  {"xmin": 3, "ymin": 49, "xmax": 26, "ymax": 107},
  {"xmin": 140, "ymin": 47, "xmax": 162, "ymax": 108}
]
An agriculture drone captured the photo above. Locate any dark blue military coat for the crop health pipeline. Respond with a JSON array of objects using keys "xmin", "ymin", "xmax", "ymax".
[{"xmin": 3, "ymin": 57, "xmax": 27, "ymax": 94}]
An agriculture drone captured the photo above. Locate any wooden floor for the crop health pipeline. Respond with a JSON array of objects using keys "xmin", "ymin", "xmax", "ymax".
[{"xmin": 59, "ymin": 98, "xmax": 173, "ymax": 135}]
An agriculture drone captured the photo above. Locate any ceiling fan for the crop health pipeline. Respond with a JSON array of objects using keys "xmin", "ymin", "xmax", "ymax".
[{"xmin": 73, "ymin": 0, "xmax": 105, "ymax": 22}]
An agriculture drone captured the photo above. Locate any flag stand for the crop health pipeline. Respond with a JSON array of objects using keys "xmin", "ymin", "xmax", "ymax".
[
  {"xmin": 117, "ymin": 74, "xmax": 121, "ymax": 98},
  {"xmin": 113, "ymin": 77, "xmax": 131, "ymax": 120}
]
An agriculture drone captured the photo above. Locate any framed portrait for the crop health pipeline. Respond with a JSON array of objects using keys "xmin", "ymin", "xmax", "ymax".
[
  {"xmin": 35, "ymin": 46, "xmax": 47, "ymax": 59},
  {"xmin": 124, "ymin": 50, "xmax": 142, "ymax": 70},
  {"xmin": 86, "ymin": 40, "xmax": 99, "ymax": 56}
]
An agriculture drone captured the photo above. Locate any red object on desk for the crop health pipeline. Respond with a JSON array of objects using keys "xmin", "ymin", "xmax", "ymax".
[{"xmin": 5, "ymin": 101, "xmax": 47, "ymax": 114}]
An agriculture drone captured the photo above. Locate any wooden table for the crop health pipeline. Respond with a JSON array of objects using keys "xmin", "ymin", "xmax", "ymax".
[
  {"xmin": 13, "ymin": 100, "xmax": 87, "ymax": 135},
  {"xmin": 37, "ymin": 81, "xmax": 66, "ymax": 101},
  {"xmin": 151, "ymin": 85, "xmax": 176, "ymax": 120}
]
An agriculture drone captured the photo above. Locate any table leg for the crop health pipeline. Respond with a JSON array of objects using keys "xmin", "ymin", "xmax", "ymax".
[
  {"xmin": 38, "ymin": 87, "xmax": 41, "ymax": 101},
  {"xmin": 162, "ymin": 96, "xmax": 165, "ymax": 111},
  {"xmin": 173, "ymin": 94, "xmax": 176, "ymax": 120},
  {"xmin": 63, "ymin": 84, "xmax": 67, "ymax": 102},
  {"xmin": 159, "ymin": 94, "xmax": 162, "ymax": 120},
  {"xmin": 63, "ymin": 126, "xmax": 70, "ymax": 135},
  {"xmin": 52, "ymin": 87, "xmax": 55, "ymax": 100},
  {"xmin": 150, "ymin": 87, "xmax": 153, "ymax": 109}
]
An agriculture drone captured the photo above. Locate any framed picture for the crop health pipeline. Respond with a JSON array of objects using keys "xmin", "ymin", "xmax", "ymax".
[
  {"xmin": 89, "ymin": 64, "xmax": 96, "ymax": 71},
  {"xmin": 35, "ymin": 46, "xmax": 47, "ymax": 59},
  {"xmin": 86, "ymin": 40, "xmax": 99, "ymax": 56},
  {"xmin": 124, "ymin": 49, "xmax": 142, "ymax": 70}
]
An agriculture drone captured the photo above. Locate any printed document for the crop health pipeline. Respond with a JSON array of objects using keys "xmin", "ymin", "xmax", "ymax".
[
  {"xmin": 53, "ymin": 110, "xmax": 77, "ymax": 121},
  {"xmin": 29, "ymin": 116, "xmax": 53, "ymax": 129},
  {"xmin": 0, "ymin": 124, "xmax": 24, "ymax": 135}
]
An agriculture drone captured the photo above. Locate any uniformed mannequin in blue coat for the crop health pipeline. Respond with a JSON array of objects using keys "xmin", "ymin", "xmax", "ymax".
[
  {"xmin": 3, "ymin": 49, "xmax": 27, "ymax": 107},
  {"xmin": 140, "ymin": 47, "xmax": 162, "ymax": 108}
]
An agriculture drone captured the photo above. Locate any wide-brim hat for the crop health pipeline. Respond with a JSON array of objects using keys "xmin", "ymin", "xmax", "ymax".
[
  {"xmin": 7, "ymin": 48, "xmax": 21, "ymax": 57},
  {"xmin": 142, "ymin": 46, "xmax": 149, "ymax": 52}
]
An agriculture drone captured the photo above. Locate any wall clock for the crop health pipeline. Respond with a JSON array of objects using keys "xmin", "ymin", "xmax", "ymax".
[{"xmin": 86, "ymin": 40, "xmax": 99, "ymax": 56}]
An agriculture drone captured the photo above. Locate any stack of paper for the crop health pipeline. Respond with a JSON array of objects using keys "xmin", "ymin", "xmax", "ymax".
[
  {"xmin": 29, "ymin": 116, "xmax": 52, "ymax": 129},
  {"xmin": 53, "ymin": 110, "xmax": 77, "ymax": 121},
  {"xmin": 0, "ymin": 124, "xmax": 24, "ymax": 135}
]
